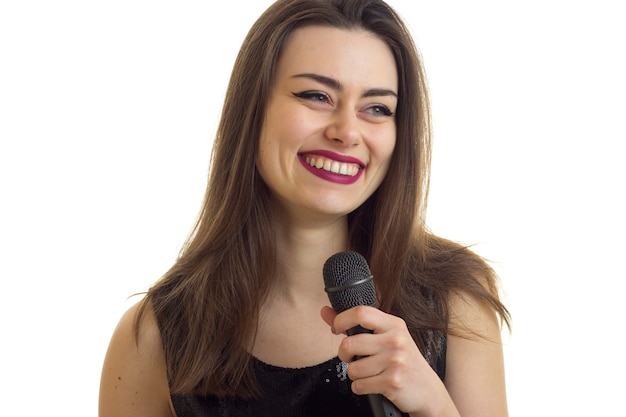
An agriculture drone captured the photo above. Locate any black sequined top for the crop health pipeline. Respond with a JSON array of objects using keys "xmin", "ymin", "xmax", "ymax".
[{"xmin": 170, "ymin": 334, "xmax": 446, "ymax": 417}]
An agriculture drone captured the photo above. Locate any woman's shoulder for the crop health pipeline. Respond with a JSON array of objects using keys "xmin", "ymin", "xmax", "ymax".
[
  {"xmin": 423, "ymin": 235, "xmax": 509, "ymax": 414},
  {"xmin": 99, "ymin": 300, "xmax": 174, "ymax": 417}
]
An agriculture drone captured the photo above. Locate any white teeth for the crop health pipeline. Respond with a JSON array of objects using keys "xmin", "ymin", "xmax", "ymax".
[{"xmin": 304, "ymin": 156, "xmax": 360, "ymax": 177}]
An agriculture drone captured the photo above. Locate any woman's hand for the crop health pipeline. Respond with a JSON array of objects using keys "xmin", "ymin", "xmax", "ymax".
[{"xmin": 320, "ymin": 305, "xmax": 454, "ymax": 416}]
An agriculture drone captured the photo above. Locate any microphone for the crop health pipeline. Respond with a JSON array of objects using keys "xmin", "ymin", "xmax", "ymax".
[{"xmin": 323, "ymin": 251, "xmax": 403, "ymax": 417}]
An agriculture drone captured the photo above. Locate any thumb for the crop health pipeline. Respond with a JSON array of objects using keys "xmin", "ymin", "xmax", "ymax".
[{"xmin": 320, "ymin": 305, "xmax": 338, "ymax": 333}]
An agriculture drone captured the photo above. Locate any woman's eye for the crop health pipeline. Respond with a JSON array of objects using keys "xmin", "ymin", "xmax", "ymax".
[
  {"xmin": 293, "ymin": 91, "xmax": 331, "ymax": 104},
  {"xmin": 366, "ymin": 105, "xmax": 394, "ymax": 117}
]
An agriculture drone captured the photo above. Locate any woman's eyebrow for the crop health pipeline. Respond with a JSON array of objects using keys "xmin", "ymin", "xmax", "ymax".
[
  {"xmin": 291, "ymin": 73, "xmax": 397, "ymax": 98},
  {"xmin": 362, "ymin": 88, "xmax": 397, "ymax": 98},
  {"xmin": 292, "ymin": 73, "xmax": 342, "ymax": 91}
]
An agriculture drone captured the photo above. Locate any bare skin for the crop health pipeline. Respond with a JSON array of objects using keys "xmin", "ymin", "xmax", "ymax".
[
  {"xmin": 99, "ymin": 286, "xmax": 508, "ymax": 417},
  {"xmin": 320, "ymin": 289, "xmax": 508, "ymax": 416},
  {"xmin": 99, "ymin": 302, "xmax": 174, "ymax": 417},
  {"xmin": 99, "ymin": 26, "xmax": 508, "ymax": 417}
]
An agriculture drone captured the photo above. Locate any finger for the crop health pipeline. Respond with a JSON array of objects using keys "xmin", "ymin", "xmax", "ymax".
[
  {"xmin": 343, "ymin": 352, "xmax": 387, "ymax": 382},
  {"xmin": 332, "ymin": 305, "xmax": 394, "ymax": 335},
  {"xmin": 319, "ymin": 305, "xmax": 337, "ymax": 332},
  {"xmin": 337, "ymin": 332, "xmax": 380, "ymax": 362},
  {"xmin": 351, "ymin": 373, "xmax": 388, "ymax": 396}
]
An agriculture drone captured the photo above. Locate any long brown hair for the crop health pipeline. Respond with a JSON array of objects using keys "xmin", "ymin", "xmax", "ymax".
[{"xmin": 137, "ymin": 0, "xmax": 510, "ymax": 398}]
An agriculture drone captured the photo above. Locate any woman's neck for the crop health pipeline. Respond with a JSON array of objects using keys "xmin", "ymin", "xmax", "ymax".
[{"xmin": 269, "ymin": 212, "xmax": 349, "ymax": 306}]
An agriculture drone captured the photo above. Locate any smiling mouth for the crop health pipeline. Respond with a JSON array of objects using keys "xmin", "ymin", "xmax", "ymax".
[{"xmin": 302, "ymin": 155, "xmax": 361, "ymax": 177}]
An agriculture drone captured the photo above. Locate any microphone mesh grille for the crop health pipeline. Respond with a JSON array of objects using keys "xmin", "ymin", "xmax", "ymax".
[{"xmin": 323, "ymin": 251, "xmax": 377, "ymax": 313}]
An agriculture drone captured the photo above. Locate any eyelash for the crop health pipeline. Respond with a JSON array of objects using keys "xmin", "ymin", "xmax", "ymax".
[
  {"xmin": 293, "ymin": 91, "xmax": 331, "ymax": 103},
  {"xmin": 368, "ymin": 105, "xmax": 394, "ymax": 117},
  {"xmin": 292, "ymin": 91, "xmax": 394, "ymax": 117}
]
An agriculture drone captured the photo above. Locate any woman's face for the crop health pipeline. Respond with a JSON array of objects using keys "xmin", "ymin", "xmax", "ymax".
[{"xmin": 257, "ymin": 25, "xmax": 398, "ymax": 221}]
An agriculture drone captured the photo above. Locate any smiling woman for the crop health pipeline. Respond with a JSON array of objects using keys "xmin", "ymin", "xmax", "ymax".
[
  {"xmin": 256, "ymin": 26, "xmax": 397, "ymax": 213},
  {"xmin": 98, "ymin": 1, "xmax": 510, "ymax": 416}
]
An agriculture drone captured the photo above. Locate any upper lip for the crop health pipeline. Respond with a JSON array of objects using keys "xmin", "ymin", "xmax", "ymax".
[{"xmin": 298, "ymin": 149, "xmax": 365, "ymax": 167}]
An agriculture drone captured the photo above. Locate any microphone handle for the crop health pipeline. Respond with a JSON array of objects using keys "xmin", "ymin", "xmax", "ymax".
[
  {"xmin": 369, "ymin": 394, "xmax": 402, "ymax": 417},
  {"xmin": 346, "ymin": 325, "xmax": 403, "ymax": 417}
]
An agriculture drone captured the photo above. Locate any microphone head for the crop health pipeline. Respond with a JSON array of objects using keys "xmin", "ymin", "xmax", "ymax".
[{"xmin": 323, "ymin": 251, "xmax": 377, "ymax": 313}]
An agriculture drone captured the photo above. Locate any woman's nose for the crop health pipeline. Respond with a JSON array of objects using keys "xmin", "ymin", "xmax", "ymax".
[{"xmin": 324, "ymin": 108, "xmax": 362, "ymax": 147}]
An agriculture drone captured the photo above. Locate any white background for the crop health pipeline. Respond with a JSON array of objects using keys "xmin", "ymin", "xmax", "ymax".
[{"xmin": 1, "ymin": 1, "xmax": 624, "ymax": 415}]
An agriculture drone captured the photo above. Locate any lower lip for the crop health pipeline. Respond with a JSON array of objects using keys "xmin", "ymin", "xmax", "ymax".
[{"xmin": 298, "ymin": 157, "xmax": 363, "ymax": 185}]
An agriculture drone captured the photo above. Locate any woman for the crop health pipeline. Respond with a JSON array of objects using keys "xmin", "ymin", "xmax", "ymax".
[{"xmin": 99, "ymin": 0, "xmax": 510, "ymax": 416}]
